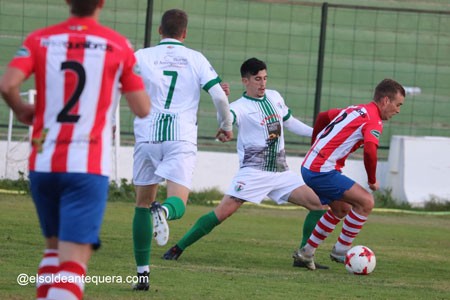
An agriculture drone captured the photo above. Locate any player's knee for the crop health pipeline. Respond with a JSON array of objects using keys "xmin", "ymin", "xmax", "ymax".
[{"xmin": 362, "ymin": 195, "xmax": 374, "ymax": 214}]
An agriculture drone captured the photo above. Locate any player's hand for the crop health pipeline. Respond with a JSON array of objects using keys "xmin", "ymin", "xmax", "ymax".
[
  {"xmin": 215, "ymin": 128, "xmax": 233, "ymax": 143},
  {"xmin": 368, "ymin": 181, "xmax": 379, "ymax": 191},
  {"xmin": 16, "ymin": 103, "xmax": 35, "ymax": 125},
  {"xmin": 220, "ymin": 82, "xmax": 230, "ymax": 96}
]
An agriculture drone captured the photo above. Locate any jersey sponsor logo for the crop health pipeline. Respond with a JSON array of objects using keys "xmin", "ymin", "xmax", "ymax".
[
  {"xmin": 260, "ymin": 113, "xmax": 281, "ymax": 125},
  {"xmin": 370, "ymin": 129, "xmax": 381, "ymax": 139},
  {"xmin": 266, "ymin": 121, "xmax": 281, "ymax": 143},
  {"xmin": 234, "ymin": 181, "xmax": 246, "ymax": 192},
  {"xmin": 14, "ymin": 46, "xmax": 30, "ymax": 58},
  {"xmin": 41, "ymin": 39, "xmax": 113, "ymax": 52},
  {"xmin": 156, "ymin": 55, "xmax": 188, "ymax": 67}
]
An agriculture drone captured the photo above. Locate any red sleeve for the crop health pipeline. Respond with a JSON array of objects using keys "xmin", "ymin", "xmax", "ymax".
[
  {"xmin": 8, "ymin": 34, "xmax": 36, "ymax": 78},
  {"xmin": 119, "ymin": 40, "xmax": 145, "ymax": 93},
  {"xmin": 363, "ymin": 141, "xmax": 378, "ymax": 184},
  {"xmin": 311, "ymin": 108, "xmax": 341, "ymax": 144}
]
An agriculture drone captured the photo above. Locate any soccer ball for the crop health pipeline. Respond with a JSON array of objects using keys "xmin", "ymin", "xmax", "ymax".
[{"xmin": 345, "ymin": 245, "xmax": 376, "ymax": 275}]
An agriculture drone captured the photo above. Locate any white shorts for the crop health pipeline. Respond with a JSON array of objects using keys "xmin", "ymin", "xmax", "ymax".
[
  {"xmin": 225, "ymin": 167, "xmax": 305, "ymax": 204},
  {"xmin": 133, "ymin": 141, "xmax": 197, "ymax": 189}
]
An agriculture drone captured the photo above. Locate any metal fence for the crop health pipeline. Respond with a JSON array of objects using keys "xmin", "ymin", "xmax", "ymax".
[{"xmin": 1, "ymin": 0, "xmax": 449, "ymax": 157}]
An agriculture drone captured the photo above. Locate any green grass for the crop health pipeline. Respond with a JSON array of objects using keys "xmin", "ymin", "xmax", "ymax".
[{"xmin": 1, "ymin": 194, "xmax": 450, "ymax": 299}]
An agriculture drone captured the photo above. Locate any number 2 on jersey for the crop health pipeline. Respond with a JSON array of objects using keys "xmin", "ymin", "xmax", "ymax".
[
  {"xmin": 163, "ymin": 70, "xmax": 178, "ymax": 109},
  {"xmin": 57, "ymin": 61, "xmax": 86, "ymax": 123}
]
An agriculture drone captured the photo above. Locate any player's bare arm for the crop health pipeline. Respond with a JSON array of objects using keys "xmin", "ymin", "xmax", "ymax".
[
  {"xmin": 123, "ymin": 90, "xmax": 151, "ymax": 118},
  {"xmin": 0, "ymin": 67, "xmax": 35, "ymax": 125}
]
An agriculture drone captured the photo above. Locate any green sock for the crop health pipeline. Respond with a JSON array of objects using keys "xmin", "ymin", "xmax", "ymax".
[
  {"xmin": 133, "ymin": 207, "xmax": 152, "ymax": 266},
  {"xmin": 177, "ymin": 211, "xmax": 220, "ymax": 250},
  {"xmin": 300, "ymin": 210, "xmax": 327, "ymax": 248},
  {"xmin": 163, "ymin": 196, "xmax": 186, "ymax": 220}
]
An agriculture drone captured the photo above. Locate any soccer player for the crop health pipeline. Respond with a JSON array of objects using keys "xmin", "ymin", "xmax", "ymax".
[
  {"xmin": 162, "ymin": 57, "xmax": 324, "ymax": 262},
  {"xmin": 293, "ymin": 116, "xmax": 332, "ymax": 270},
  {"xmin": 0, "ymin": 0, "xmax": 150, "ymax": 299},
  {"xmin": 131, "ymin": 8, "xmax": 233, "ymax": 290},
  {"xmin": 293, "ymin": 78, "xmax": 405, "ymax": 270}
]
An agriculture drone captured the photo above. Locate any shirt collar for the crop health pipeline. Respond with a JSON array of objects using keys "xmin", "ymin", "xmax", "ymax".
[
  {"xmin": 243, "ymin": 92, "xmax": 266, "ymax": 102},
  {"xmin": 158, "ymin": 38, "xmax": 184, "ymax": 46}
]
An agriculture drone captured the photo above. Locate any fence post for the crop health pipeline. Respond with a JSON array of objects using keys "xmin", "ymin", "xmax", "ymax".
[
  {"xmin": 313, "ymin": 2, "xmax": 328, "ymax": 125},
  {"xmin": 144, "ymin": 0, "xmax": 154, "ymax": 47}
]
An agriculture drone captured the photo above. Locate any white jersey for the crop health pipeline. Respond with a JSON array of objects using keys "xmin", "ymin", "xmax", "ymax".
[
  {"xmin": 230, "ymin": 89, "xmax": 291, "ymax": 172},
  {"xmin": 134, "ymin": 38, "xmax": 222, "ymax": 144}
]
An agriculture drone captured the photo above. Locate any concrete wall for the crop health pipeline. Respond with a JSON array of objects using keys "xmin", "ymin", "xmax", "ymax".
[
  {"xmin": 0, "ymin": 140, "xmax": 382, "ymax": 193},
  {"xmin": 3, "ymin": 136, "xmax": 449, "ymax": 207},
  {"xmin": 386, "ymin": 135, "xmax": 450, "ymax": 206}
]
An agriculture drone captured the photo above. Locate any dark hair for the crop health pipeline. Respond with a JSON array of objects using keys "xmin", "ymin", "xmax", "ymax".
[
  {"xmin": 160, "ymin": 9, "xmax": 188, "ymax": 38},
  {"xmin": 240, "ymin": 58, "xmax": 267, "ymax": 78},
  {"xmin": 373, "ymin": 78, "xmax": 405, "ymax": 102},
  {"xmin": 69, "ymin": 0, "xmax": 100, "ymax": 17}
]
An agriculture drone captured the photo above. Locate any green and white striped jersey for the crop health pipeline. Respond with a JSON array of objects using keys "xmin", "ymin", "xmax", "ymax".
[
  {"xmin": 134, "ymin": 38, "xmax": 221, "ymax": 144},
  {"xmin": 230, "ymin": 90, "xmax": 292, "ymax": 172}
]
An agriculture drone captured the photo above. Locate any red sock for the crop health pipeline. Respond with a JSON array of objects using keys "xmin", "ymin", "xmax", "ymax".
[
  {"xmin": 46, "ymin": 261, "xmax": 86, "ymax": 300},
  {"xmin": 307, "ymin": 210, "xmax": 341, "ymax": 248},
  {"xmin": 36, "ymin": 249, "xmax": 59, "ymax": 300}
]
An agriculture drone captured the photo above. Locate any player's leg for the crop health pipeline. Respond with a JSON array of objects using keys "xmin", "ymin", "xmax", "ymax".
[
  {"xmin": 151, "ymin": 141, "xmax": 196, "ymax": 245},
  {"xmin": 29, "ymin": 172, "xmax": 60, "ymax": 299},
  {"xmin": 300, "ymin": 210, "xmax": 327, "ymax": 248},
  {"xmin": 44, "ymin": 173, "xmax": 108, "ymax": 299},
  {"xmin": 133, "ymin": 184, "xmax": 158, "ymax": 290},
  {"xmin": 287, "ymin": 184, "xmax": 323, "ymax": 210},
  {"xmin": 303, "ymin": 200, "xmax": 350, "ymax": 263},
  {"xmin": 163, "ymin": 167, "xmax": 268, "ymax": 260},
  {"xmin": 163, "ymin": 179, "xmax": 189, "ymax": 220},
  {"xmin": 163, "ymin": 195, "xmax": 244, "ymax": 260},
  {"xmin": 330, "ymin": 183, "xmax": 374, "ymax": 263},
  {"xmin": 286, "ymin": 184, "xmax": 331, "ymax": 270},
  {"xmin": 293, "ymin": 168, "xmax": 354, "ymax": 269},
  {"xmin": 36, "ymin": 237, "xmax": 59, "ymax": 299},
  {"xmin": 157, "ymin": 141, "xmax": 197, "ymax": 218},
  {"xmin": 149, "ymin": 180, "xmax": 188, "ymax": 249},
  {"xmin": 295, "ymin": 210, "xmax": 328, "ymax": 269},
  {"xmin": 131, "ymin": 142, "xmax": 163, "ymax": 290}
]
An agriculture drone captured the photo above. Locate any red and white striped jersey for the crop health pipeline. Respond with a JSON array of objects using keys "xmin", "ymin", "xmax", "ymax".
[
  {"xmin": 8, "ymin": 17, "xmax": 144, "ymax": 176},
  {"xmin": 302, "ymin": 102, "xmax": 383, "ymax": 172}
]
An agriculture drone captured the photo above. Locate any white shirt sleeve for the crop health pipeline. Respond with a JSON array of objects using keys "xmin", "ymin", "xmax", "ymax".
[
  {"xmin": 208, "ymin": 83, "xmax": 232, "ymax": 131},
  {"xmin": 283, "ymin": 116, "xmax": 313, "ymax": 137}
]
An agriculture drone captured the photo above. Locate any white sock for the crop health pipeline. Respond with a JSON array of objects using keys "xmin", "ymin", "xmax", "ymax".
[{"xmin": 137, "ymin": 265, "xmax": 149, "ymax": 273}]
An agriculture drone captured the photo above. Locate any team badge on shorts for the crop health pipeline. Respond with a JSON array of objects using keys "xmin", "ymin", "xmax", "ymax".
[{"xmin": 235, "ymin": 181, "xmax": 246, "ymax": 192}]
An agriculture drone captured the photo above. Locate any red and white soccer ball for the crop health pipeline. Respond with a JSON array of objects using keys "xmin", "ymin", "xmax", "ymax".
[{"xmin": 345, "ymin": 245, "xmax": 376, "ymax": 275}]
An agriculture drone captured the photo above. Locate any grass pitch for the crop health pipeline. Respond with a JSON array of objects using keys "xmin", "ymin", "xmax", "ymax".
[{"xmin": 1, "ymin": 194, "xmax": 449, "ymax": 299}]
